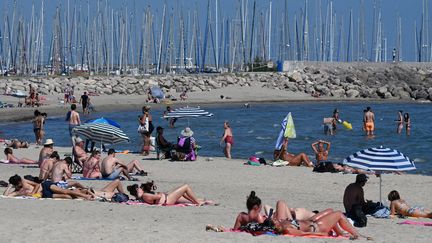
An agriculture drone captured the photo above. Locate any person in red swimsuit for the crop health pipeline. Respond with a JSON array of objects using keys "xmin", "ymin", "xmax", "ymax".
[{"xmin": 220, "ymin": 121, "xmax": 233, "ymax": 159}]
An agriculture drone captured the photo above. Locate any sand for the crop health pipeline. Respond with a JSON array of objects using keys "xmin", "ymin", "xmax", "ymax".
[
  {"xmin": 0, "ymin": 85, "xmax": 373, "ymax": 122},
  {"xmin": 0, "ymin": 146, "xmax": 431, "ymax": 243}
]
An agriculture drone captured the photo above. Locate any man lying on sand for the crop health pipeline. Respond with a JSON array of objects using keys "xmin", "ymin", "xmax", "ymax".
[{"xmin": 4, "ymin": 174, "xmax": 92, "ymax": 200}]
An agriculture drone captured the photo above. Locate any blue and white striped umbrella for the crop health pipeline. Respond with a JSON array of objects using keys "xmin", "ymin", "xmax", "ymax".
[
  {"xmin": 163, "ymin": 106, "xmax": 214, "ymax": 119},
  {"xmin": 72, "ymin": 123, "xmax": 130, "ymax": 145},
  {"xmin": 343, "ymin": 147, "xmax": 416, "ymax": 172},
  {"xmin": 343, "ymin": 146, "xmax": 416, "ymax": 202}
]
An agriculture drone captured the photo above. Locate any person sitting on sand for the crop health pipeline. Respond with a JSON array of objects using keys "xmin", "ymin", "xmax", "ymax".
[
  {"xmin": 101, "ymin": 149, "xmax": 147, "ymax": 180},
  {"xmin": 271, "ymin": 208, "xmax": 371, "ymax": 240},
  {"xmin": 388, "ymin": 190, "xmax": 432, "ymax": 218},
  {"xmin": 4, "ymin": 148, "xmax": 37, "ymax": 164},
  {"xmin": 38, "ymin": 139, "xmax": 54, "ymax": 166},
  {"xmin": 3, "ymin": 174, "xmax": 41, "ymax": 197},
  {"xmin": 273, "ymin": 139, "xmax": 314, "ymax": 167},
  {"xmin": 174, "ymin": 127, "xmax": 197, "ymax": 161},
  {"xmin": 6, "ymin": 139, "xmax": 30, "ymax": 149},
  {"xmin": 127, "ymin": 180, "xmax": 213, "ymax": 206},
  {"xmin": 180, "ymin": 90, "xmax": 188, "ymax": 101},
  {"xmin": 155, "ymin": 126, "xmax": 173, "ymax": 159},
  {"xmin": 73, "ymin": 137, "xmax": 88, "ymax": 166},
  {"xmin": 50, "ymin": 157, "xmax": 85, "ymax": 190},
  {"xmin": 39, "ymin": 151, "xmax": 60, "ymax": 180},
  {"xmin": 311, "ymin": 140, "xmax": 331, "ymax": 166},
  {"xmin": 82, "ymin": 150, "xmax": 102, "ymax": 179}
]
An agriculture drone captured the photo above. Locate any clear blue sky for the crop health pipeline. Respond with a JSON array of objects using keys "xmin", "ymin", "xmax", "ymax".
[{"xmin": 0, "ymin": 0, "xmax": 426, "ymax": 61}]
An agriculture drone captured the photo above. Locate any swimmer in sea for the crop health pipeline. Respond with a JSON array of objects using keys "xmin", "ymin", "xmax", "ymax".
[
  {"xmin": 404, "ymin": 113, "xmax": 411, "ymax": 136},
  {"xmin": 364, "ymin": 107, "xmax": 375, "ymax": 137},
  {"xmin": 396, "ymin": 110, "xmax": 403, "ymax": 134},
  {"xmin": 220, "ymin": 121, "xmax": 233, "ymax": 159}
]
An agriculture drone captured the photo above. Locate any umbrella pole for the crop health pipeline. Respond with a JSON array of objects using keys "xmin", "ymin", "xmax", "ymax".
[{"xmin": 379, "ymin": 175, "xmax": 382, "ymax": 204}]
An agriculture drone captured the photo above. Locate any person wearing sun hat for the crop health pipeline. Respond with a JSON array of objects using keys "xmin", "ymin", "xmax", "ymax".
[
  {"xmin": 38, "ymin": 139, "xmax": 55, "ymax": 166},
  {"xmin": 174, "ymin": 127, "xmax": 197, "ymax": 161}
]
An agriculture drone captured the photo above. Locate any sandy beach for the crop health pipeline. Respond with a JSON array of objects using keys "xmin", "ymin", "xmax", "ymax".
[
  {"xmin": 0, "ymin": 85, "xmax": 380, "ymax": 123},
  {"xmin": 0, "ymin": 145, "xmax": 431, "ymax": 243}
]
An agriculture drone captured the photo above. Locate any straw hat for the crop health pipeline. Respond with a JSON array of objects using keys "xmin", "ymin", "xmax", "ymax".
[
  {"xmin": 74, "ymin": 137, "xmax": 84, "ymax": 144},
  {"xmin": 181, "ymin": 127, "xmax": 194, "ymax": 137},
  {"xmin": 44, "ymin": 139, "xmax": 54, "ymax": 145}
]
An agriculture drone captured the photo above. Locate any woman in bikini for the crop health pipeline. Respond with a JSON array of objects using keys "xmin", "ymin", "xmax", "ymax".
[
  {"xmin": 82, "ymin": 150, "xmax": 102, "ymax": 179},
  {"xmin": 388, "ymin": 190, "xmax": 431, "ymax": 218},
  {"xmin": 4, "ymin": 148, "xmax": 37, "ymax": 164},
  {"xmin": 272, "ymin": 208, "xmax": 371, "ymax": 240},
  {"xmin": 404, "ymin": 113, "xmax": 411, "ymax": 136},
  {"xmin": 396, "ymin": 110, "xmax": 404, "ymax": 134},
  {"xmin": 88, "ymin": 179, "xmax": 126, "ymax": 201},
  {"xmin": 220, "ymin": 121, "xmax": 233, "ymax": 159},
  {"xmin": 274, "ymin": 139, "xmax": 314, "ymax": 167},
  {"xmin": 127, "ymin": 181, "xmax": 214, "ymax": 206}
]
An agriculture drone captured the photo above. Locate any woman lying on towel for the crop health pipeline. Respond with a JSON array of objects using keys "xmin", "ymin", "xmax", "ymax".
[
  {"xmin": 272, "ymin": 203, "xmax": 372, "ymax": 240},
  {"xmin": 388, "ymin": 190, "xmax": 432, "ymax": 218},
  {"xmin": 229, "ymin": 191, "xmax": 317, "ymax": 230},
  {"xmin": 4, "ymin": 148, "xmax": 37, "ymax": 164},
  {"xmin": 87, "ymin": 179, "xmax": 126, "ymax": 201},
  {"xmin": 127, "ymin": 181, "xmax": 214, "ymax": 206}
]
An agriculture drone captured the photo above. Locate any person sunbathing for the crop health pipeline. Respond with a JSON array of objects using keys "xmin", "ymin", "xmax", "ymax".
[
  {"xmin": 4, "ymin": 148, "xmax": 37, "ymax": 164},
  {"xmin": 127, "ymin": 181, "xmax": 213, "ymax": 206},
  {"xmin": 388, "ymin": 190, "xmax": 432, "ymax": 218},
  {"xmin": 3, "ymin": 174, "xmax": 41, "ymax": 197},
  {"xmin": 82, "ymin": 150, "xmax": 102, "ymax": 179},
  {"xmin": 5, "ymin": 139, "xmax": 29, "ymax": 149},
  {"xmin": 51, "ymin": 157, "xmax": 85, "ymax": 190},
  {"xmin": 272, "ymin": 208, "xmax": 372, "ymax": 240},
  {"xmin": 231, "ymin": 192, "xmax": 317, "ymax": 230},
  {"xmin": 4, "ymin": 174, "xmax": 92, "ymax": 200},
  {"xmin": 101, "ymin": 149, "xmax": 147, "ymax": 180},
  {"xmin": 88, "ymin": 179, "xmax": 126, "ymax": 201},
  {"xmin": 273, "ymin": 139, "xmax": 313, "ymax": 167},
  {"xmin": 73, "ymin": 137, "xmax": 88, "ymax": 166}
]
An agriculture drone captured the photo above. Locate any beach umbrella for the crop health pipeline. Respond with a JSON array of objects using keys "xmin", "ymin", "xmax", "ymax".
[
  {"xmin": 275, "ymin": 112, "xmax": 296, "ymax": 150},
  {"xmin": 343, "ymin": 146, "xmax": 416, "ymax": 202},
  {"xmin": 86, "ymin": 117, "xmax": 121, "ymax": 128},
  {"xmin": 72, "ymin": 123, "xmax": 130, "ymax": 145},
  {"xmin": 150, "ymin": 86, "xmax": 165, "ymax": 99},
  {"xmin": 163, "ymin": 106, "xmax": 213, "ymax": 126}
]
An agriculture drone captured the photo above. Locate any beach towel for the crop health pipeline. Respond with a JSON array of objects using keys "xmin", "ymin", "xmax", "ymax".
[
  {"xmin": 123, "ymin": 200, "xmax": 197, "ymax": 207},
  {"xmin": 209, "ymin": 227, "xmax": 347, "ymax": 239},
  {"xmin": 270, "ymin": 159, "xmax": 289, "ymax": 167},
  {"xmin": 398, "ymin": 220, "xmax": 432, "ymax": 226},
  {"xmin": 71, "ymin": 176, "xmax": 125, "ymax": 181}
]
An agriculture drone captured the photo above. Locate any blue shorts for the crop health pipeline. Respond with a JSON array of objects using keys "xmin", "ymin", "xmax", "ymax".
[
  {"xmin": 102, "ymin": 168, "xmax": 122, "ymax": 180},
  {"xmin": 56, "ymin": 181, "xmax": 69, "ymax": 189},
  {"xmin": 69, "ymin": 124, "xmax": 78, "ymax": 136}
]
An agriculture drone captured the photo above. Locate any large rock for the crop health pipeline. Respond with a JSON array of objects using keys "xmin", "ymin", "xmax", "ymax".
[
  {"xmin": 415, "ymin": 89, "xmax": 429, "ymax": 99},
  {"xmin": 346, "ymin": 89, "xmax": 360, "ymax": 98},
  {"xmin": 289, "ymin": 71, "xmax": 303, "ymax": 83},
  {"xmin": 331, "ymin": 89, "xmax": 345, "ymax": 98}
]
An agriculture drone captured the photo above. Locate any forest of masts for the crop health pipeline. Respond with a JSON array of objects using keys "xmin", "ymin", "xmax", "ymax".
[{"xmin": 0, "ymin": 0, "xmax": 431, "ymax": 76}]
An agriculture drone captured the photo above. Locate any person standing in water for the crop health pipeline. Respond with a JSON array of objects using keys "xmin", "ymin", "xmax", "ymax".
[
  {"xmin": 404, "ymin": 113, "xmax": 411, "ymax": 136},
  {"xmin": 396, "ymin": 110, "xmax": 404, "ymax": 134},
  {"xmin": 332, "ymin": 109, "xmax": 340, "ymax": 132},
  {"xmin": 220, "ymin": 121, "xmax": 233, "ymax": 159},
  {"xmin": 364, "ymin": 107, "xmax": 375, "ymax": 137}
]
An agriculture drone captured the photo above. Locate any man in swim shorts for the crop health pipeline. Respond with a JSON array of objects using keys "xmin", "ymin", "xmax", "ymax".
[
  {"xmin": 364, "ymin": 107, "xmax": 375, "ymax": 136},
  {"xmin": 101, "ymin": 149, "xmax": 145, "ymax": 180}
]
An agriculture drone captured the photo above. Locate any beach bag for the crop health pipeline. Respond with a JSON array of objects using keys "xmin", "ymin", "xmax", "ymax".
[
  {"xmin": 137, "ymin": 118, "xmax": 149, "ymax": 133},
  {"xmin": 111, "ymin": 193, "xmax": 129, "ymax": 203},
  {"xmin": 313, "ymin": 162, "xmax": 338, "ymax": 173},
  {"xmin": 372, "ymin": 206, "xmax": 390, "ymax": 218}
]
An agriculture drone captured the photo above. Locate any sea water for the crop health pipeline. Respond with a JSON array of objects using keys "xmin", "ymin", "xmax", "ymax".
[{"xmin": 1, "ymin": 102, "xmax": 431, "ymax": 175}]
